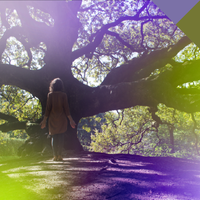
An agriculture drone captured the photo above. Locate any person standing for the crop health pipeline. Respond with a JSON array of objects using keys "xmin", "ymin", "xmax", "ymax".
[{"xmin": 40, "ymin": 78, "xmax": 76, "ymax": 161}]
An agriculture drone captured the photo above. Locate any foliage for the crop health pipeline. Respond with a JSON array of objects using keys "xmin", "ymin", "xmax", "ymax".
[
  {"xmin": 72, "ymin": 0, "xmax": 183, "ymax": 85},
  {"xmin": 0, "ymin": 132, "xmax": 25, "ymax": 156},
  {"xmin": 0, "ymin": 84, "xmax": 42, "ymax": 138},
  {"xmin": 90, "ymin": 106, "xmax": 155, "ymax": 154},
  {"xmin": 77, "ymin": 113, "xmax": 105, "ymax": 150},
  {"xmin": 0, "ymin": 85, "xmax": 41, "ymax": 122},
  {"xmin": 90, "ymin": 105, "xmax": 200, "ymax": 159}
]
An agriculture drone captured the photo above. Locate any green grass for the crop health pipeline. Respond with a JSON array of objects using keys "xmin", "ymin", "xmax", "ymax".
[
  {"xmin": 0, "ymin": 169, "xmax": 44, "ymax": 200},
  {"xmin": 0, "ymin": 138, "xmax": 25, "ymax": 156},
  {"xmin": 0, "ymin": 156, "xmax": 46, "ymax": 200},
  {"xmin": 0, "ymin": 156, "xmax": 19, "ymax": 162}
]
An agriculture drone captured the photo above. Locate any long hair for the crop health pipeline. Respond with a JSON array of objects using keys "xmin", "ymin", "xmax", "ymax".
[{"xmin": 49, "ymin": 78, "xmax": 64, "ymax": 92}]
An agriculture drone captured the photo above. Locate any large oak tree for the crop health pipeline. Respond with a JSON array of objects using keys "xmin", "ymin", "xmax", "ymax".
[{"xmin": 0, "ymin": 0, "xmax": 199, "ymax": 152}]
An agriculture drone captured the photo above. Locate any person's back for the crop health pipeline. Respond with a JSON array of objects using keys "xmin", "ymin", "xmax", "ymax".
[
  {"xmin": 40, "ymin": 78, "xmax": 76, "ymax": 161},
  {"xmin": 48, "ymin": 91, "xmax": 69, "ymax": 116},
  {"xmin": 47, "ymin": 91, "xmax": 70, "ymax": 135}
]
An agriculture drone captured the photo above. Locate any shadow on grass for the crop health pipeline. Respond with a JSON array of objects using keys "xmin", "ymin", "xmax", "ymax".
[
  {"xmin": 1, "ymin": 153, "xmax": 200, "ymax": 200},
  {"xmin": 57, "ymin": 152, "xmax": 200, "ymax": 200}
]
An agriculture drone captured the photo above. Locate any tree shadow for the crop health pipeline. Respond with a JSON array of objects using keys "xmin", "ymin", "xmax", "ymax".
[
  {"xmin": 58, "ymin": 152, "xmax": 200, "ymax": 199},
  {"xmin": 1, "ymin": 152, "xmax": 200, "ymax": 200}
]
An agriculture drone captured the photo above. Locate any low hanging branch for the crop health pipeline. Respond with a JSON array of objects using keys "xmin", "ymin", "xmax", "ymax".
[
  {"xmin": 0, "ymin": 112, "xmax": 26, "ymax": 132},
  {"xmin": 0, "ymin": 112, "xmax": 18, "ymax": 122},
  {"xmin": 0, "ymin": 121, "xmax": 26, "ymax": 132}
]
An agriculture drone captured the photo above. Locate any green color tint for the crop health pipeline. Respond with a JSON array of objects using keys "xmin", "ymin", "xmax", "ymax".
[{"xmin": 177, "ymin": 1, "xmax": 200, "ymax": 48}]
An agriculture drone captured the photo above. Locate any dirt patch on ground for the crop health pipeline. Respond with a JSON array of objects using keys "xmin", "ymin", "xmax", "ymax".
[{"xmin": 1, "ymin": 152, "xmax": 200, "ymax": 200}]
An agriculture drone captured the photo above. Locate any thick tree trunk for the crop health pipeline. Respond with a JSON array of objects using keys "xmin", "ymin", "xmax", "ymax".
[{"xmin": 64, "ymin": 126, "xmax": 83, "ymax": 152}]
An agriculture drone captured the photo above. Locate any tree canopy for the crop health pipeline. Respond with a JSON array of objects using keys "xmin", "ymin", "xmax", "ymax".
[{"xmin": 0, "ymin": 0, "xmax": 199, "ymax": 151}]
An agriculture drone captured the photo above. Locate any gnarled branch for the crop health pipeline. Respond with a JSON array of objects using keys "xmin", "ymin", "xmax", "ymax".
[{"xmin": 0, "ymin": 112, "xmax": 18, "ymax": 122}]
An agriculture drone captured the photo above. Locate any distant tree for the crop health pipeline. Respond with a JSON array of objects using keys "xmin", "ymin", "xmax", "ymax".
[
  {"xmin": 90, "ymin": 107, "xmax": 155, "ymax": 154},
  {"xmin": 77, "ymin": 113, "xmax": 105, "ymax": 150},
  {"xmin": 90, "ymin": 105, "xmax": 200, "ymax": 158}
]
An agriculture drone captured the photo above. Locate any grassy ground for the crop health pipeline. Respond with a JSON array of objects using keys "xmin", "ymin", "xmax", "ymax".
[
  {"xmin": 0, "ymin": 156, "xmax": 19, "ymax": 162},
  {"xmin": 0, "ymin": 156, "xmax": 48, "ymax": 200},
  {"xmin": 0, "ymin": 171, "xmax": 43, "ymax": 200}
]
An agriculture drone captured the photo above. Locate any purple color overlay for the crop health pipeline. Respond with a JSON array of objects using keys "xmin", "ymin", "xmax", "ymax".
[{"xmin": 152, "ymin": 0, "xmax": 199, "ymax": 24}]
